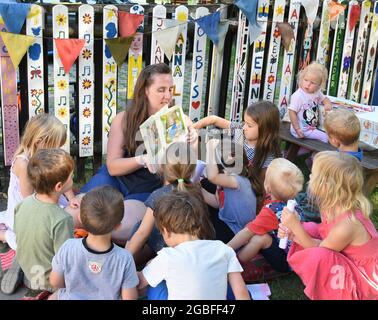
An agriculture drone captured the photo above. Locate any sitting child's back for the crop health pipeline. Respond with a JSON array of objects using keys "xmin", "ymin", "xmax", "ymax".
[
  {"xmin": 138, "ymin": 192, "xmax": 250, "ymax": 300},
  {"xmin": 15, "ymin": 149, "xmax": 74, "ymax": 291},
  {"xmin": 143, "ymin": 239, "xmax": 241, "ymax": 300}
]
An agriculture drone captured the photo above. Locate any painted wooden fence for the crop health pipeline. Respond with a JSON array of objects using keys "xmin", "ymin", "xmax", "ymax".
[{"xmin": 0, "ymin": 0, "xmax": 378, "ymax": 184}]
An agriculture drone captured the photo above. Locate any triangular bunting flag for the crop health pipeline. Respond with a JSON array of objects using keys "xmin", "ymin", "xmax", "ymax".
[
  {"xmin": 216, "ymin": 20, "xmax": 230, "ymax": 53},
  {"xmin": 349, "ymin": 3, "xmax": 361, "ymax": 33},
  {"xmin": 119, "ymin": 11, "xmax": 144, "ymax": 37},
  {"xmin": 154, "ymin": 19, "xmax": 182, "ymax": 61},
  {"xmin": 195, "ymin": 11, "xmax": 220, "ymax": 45},
  {"xmin": 105, "ymin": 36, "xmax": 134, "ymax": 67},
  {"xmin": 0, "ymin": 3, "xmax": 31, "ymax": 34},
  {"xmin": 235, "ymin": 0, "xmax": 261, "ymax": 44},
  {"xmin": 0, "ymin": 32, "xmax": 34, "ymax": 68},
  {"xmin": 55, "ymin": 38, "xmax": 86, "ymax": 73},
  {"xmin": 329, "ymin": 0, "xmax": 347, "ymax": 22},
  {"xmin": 277, "ymin": 22, "xmax": 295, "ymax": 51},
  {"xmin": 300, "ymin": 0, "xmax": 319, "ymax": 23}
]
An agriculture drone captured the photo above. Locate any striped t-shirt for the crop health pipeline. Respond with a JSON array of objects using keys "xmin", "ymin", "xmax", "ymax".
[{"xmin": 229, "ymin": 121, "xmax": 276, "ymax": 168}]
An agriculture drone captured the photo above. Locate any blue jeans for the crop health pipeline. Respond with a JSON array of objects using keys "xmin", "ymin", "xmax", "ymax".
[{"xmin": 80, "ymin": 164, "xmax": 150, "ymax": 202}]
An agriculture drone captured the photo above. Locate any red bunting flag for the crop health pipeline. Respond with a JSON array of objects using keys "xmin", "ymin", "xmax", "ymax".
[
  {"xmin": 118, "ymin": 11, "xmax": 144, "ymax": 37},
  {"xmin": 55, "ymin": 38, "xmax": 86, "ymax": 73},
  {"xmin": 349, "ymin": 3, "xmax": 361, "ymax": 33}
]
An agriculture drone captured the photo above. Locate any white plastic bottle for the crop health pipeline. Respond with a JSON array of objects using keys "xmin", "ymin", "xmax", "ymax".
[{"xmin": 279, "ymin": 199, "xmax": 297, "ymax": 249}]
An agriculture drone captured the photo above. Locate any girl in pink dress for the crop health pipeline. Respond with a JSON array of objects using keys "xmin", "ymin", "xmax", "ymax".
[{"xmin": 278, "ymin": 151, "xmax": 378, "ymax": 300}]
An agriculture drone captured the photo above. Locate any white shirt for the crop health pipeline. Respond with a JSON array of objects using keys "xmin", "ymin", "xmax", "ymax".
[{"xmin": 142, "ymin": 240, "xmax": 243, "ymax": 300}]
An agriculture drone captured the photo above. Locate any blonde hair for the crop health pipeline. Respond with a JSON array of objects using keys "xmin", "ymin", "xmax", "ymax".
[
  {"xmin": 308, "ymin": 151, "xmax": 371, "ymax": 221},
  {"xmin": 298, "ymin": 61, "xmax": 328, "ymax": 90},
  {"xmin": 161, "ymin": 142, "xmax": 197, "ymax": 192},
  {"xmin": 15, "ymin": 114, "xmax": 66, "ymax": 159},
  {"xmin": 265, "ymin": 158, "xmax": 304, "ymax": 202},
  {"xmin": 324, "ymin": 109, "xmax": 360, "ymax": 146}
]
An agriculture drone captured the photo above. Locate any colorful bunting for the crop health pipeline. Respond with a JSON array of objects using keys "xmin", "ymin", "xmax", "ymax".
[
  {"xmin": 154, "ymin": 19, "xmax": 182, "ymax": 61},
  {"xmin": 349, "ymin": 3, "xmax": 361, "ymax": 33},
  {"xmin": 300, "ymin": 0, "xmax": 319, "ymax": 23},
  {"xmin": 195, "ymin": 11, "xmax": 220, "ymax": 45},
  {"xmin": 329, "ymin": 0, "xmax": 347, "ymax": 22},
  {"xmin": 234, "ymin": 0, "xmax": 261, "ymax": 44},
  {"xmin": 105, "ymin": 36, "xmax": 134, "ymax": 67},
  {"xmin": 0, "ymin": 32, "xmax": 34, "ymax": 68},
  {"xmin": 277, "ymin": 22, "xmax": 295, "ymax": 51},
  {"xmin": 216, "ymin": 20, "xmax": 230, "ymax": 52},
  {"xmin": 55, "ymin": 38, "xmax": 86, "ymax": 73},
  {"xmin": 118, "ymin": 11, "xmax": 144, "ymax": 37},
  {"xmin": 0, "ymin": 3, "xmax": 31, "ymax": 34}
]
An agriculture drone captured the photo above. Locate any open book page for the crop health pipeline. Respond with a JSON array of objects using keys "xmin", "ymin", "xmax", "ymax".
[
  {"xmin": 158, "ymin": 105, "xmax": 188, "ymax": 145},
  {"xmin": 140, "ymin": 105, "xmax": 188, "ymax": 167}
]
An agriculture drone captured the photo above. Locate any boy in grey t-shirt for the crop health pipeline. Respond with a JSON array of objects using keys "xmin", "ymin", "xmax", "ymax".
[{"xmin": 49, "ymin": 186, "xmax": 139, "ymax": 300}]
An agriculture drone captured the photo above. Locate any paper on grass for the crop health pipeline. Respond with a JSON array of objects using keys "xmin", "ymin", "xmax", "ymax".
[{"xmin": 246, "ymin": 283, "xmax": 271, "ymax": 300}]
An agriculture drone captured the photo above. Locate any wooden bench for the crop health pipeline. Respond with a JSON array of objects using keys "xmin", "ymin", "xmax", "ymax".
[{"xmin": 279, "ymin": 121, "xmax": 378, "ymax": 195}]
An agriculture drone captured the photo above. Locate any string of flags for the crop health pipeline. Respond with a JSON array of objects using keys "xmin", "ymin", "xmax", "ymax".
[{"xmin": 0, "ymin": 0, "xmax": 350, "ymax": 73}]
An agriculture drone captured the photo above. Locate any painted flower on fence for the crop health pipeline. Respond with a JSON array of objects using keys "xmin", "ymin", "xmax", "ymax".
[
  {"xmin": 83, "ymin": 14, "xmax": 92, "ymax": 24},
  {"xmin": 82, "ymin": 136, "xmax": 91, "ymax": 146},
  {"xmin": 104, "ymin": 78, "xmax": 117, "ymax": 132},
  {"xmin": 57, "ymin": 107, "xmax": 68, "ymax": 118},
  {"xmin": 57, "ymin": 80, "xmax": 68, "ymax": 90},
  {"xmin": 83, "ymin": 107, "xmax": 91, "ymax": 118},
  {"xmin": 267, "ymin": 75, "xmax": 275, "ymax": 84},
  {"xmin": 30, "ymin": 89, "xmax": 43, "ymax": 115},
  {"xmin": 56, "ymin": 14, "xmax": 67, "ymax": 26},
  {"xmin": 82, "ymin": 79, "xmax": 92, "ymax": 89},
  {"xmin": 82, "ymin": 49, "xmax": 92, "ymax": 60}
]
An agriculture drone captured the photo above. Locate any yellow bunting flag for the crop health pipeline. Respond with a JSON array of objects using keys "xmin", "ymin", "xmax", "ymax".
[
  {"xmin": 154, "ymin": 19, "xmax": 182, "ymax": 61},
  {"xmin": 105, "ymin": 36, "xmax": 134, "ymax": 67},
  {"xmin": 0, "ymin": 32, "xmax": 34, "ymax": 68}
]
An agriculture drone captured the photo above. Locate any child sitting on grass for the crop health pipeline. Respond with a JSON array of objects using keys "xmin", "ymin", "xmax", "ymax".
[
  {"xmin": 228, "ymin": 158, "xmax": 304, "ymax": 273},
  {"xmin": 49, "ymin": 186, "xmax": 138, "ymax": 300},
  {"xmin": 137, "ymin": 191, "xmax": 250, "ymax": 300},
  {"xmin": 14, "ymin": 149, "xmax": 75, "ymax": 298},
  {"xmin": 279, "ymin": 151, "xmax": 378, "ymax": 300}
]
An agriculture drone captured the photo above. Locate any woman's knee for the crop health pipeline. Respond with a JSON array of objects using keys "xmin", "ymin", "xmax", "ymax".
[{"xmin": 112, "ymin": 200, "xmax": 147, "ymax": 244}]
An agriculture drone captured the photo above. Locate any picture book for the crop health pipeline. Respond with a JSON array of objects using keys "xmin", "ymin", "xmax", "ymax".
[{"xmin": 140, "ymin": 105, "xmax": 188, "ymax": 165}]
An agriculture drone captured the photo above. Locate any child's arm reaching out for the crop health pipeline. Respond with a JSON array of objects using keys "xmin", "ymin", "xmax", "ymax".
[
  {"xmin": 206, "ymin": 139, "xmax": 239, "ymax": 189},
  {"xmin": 192, "ymin": 115, "xmax": 230, "ymax": 130}
]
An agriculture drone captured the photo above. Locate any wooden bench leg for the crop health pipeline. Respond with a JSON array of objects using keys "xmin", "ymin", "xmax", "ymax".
[{"xmin": 285, "ymin": 142, "xmax": 300, "ymax": 162}]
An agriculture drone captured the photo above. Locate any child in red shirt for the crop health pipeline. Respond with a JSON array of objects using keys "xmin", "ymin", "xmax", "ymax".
[{"xmin": 228, "ymin": 158, "xmax": 304, "ymax": 272}]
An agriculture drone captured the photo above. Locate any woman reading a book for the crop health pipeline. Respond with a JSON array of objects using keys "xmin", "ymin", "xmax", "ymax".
[{"xmin": 80, "ymin": 63, "xmax": 198, "ymax": 245}]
